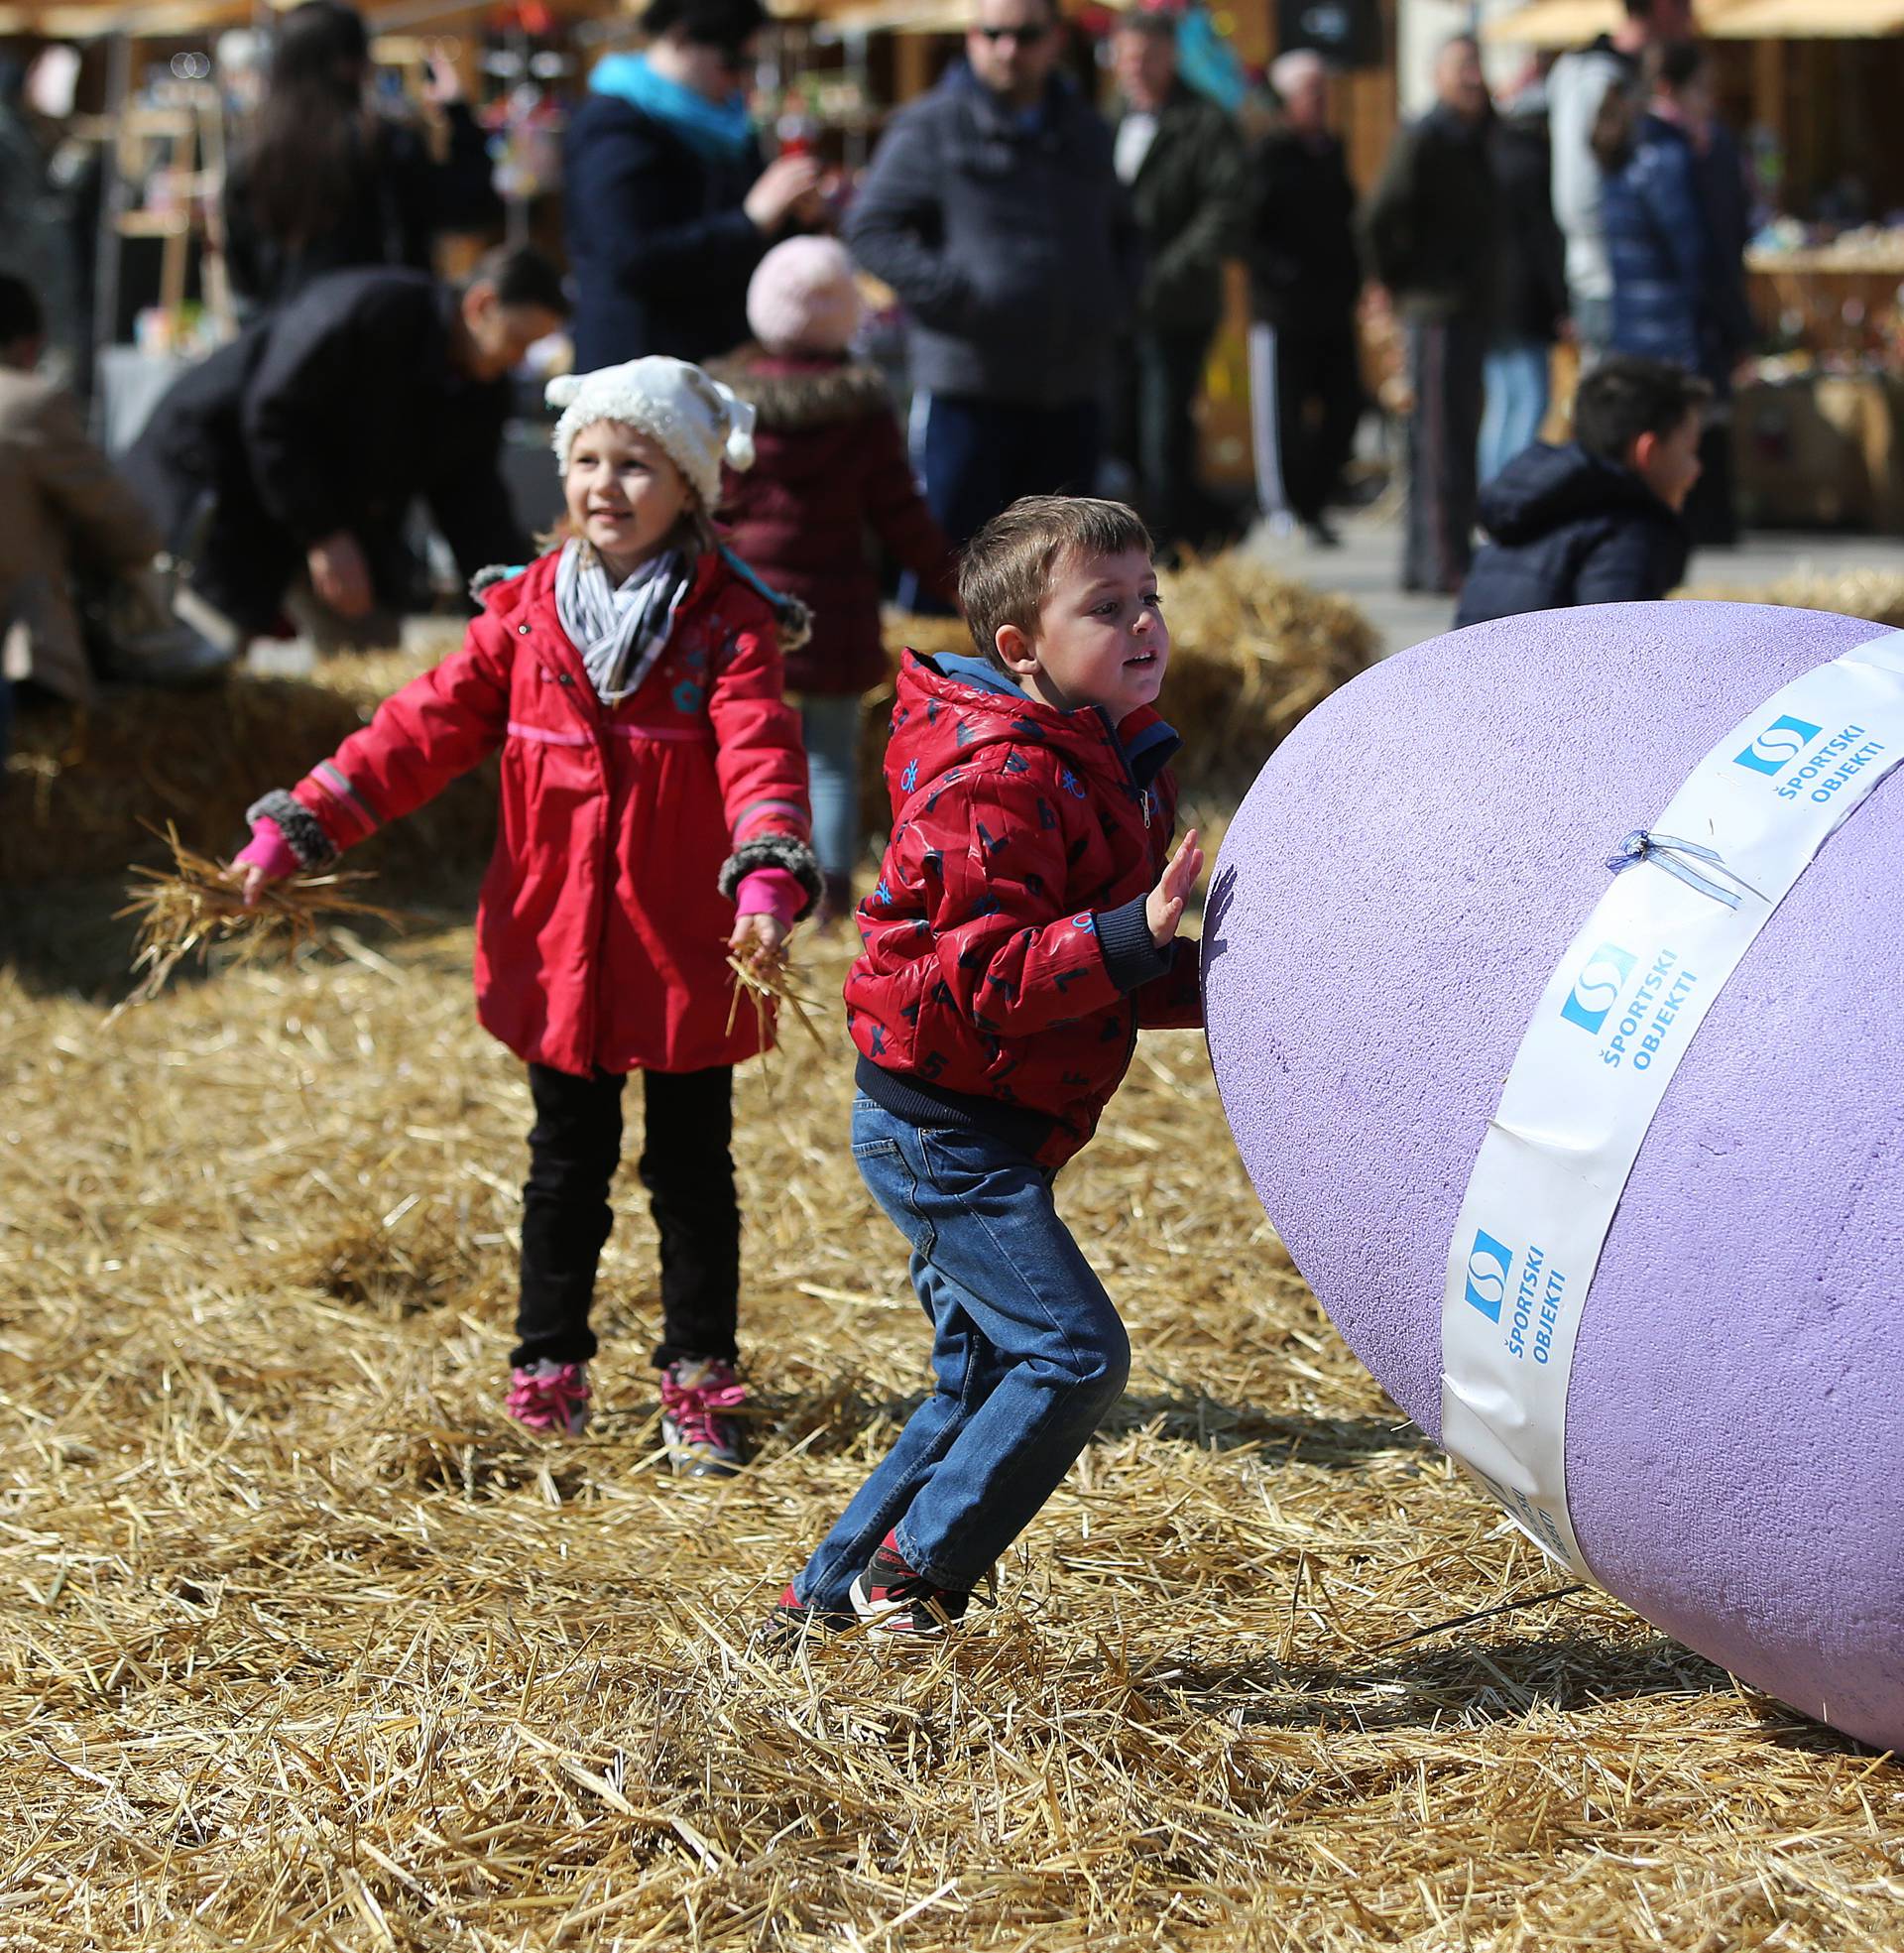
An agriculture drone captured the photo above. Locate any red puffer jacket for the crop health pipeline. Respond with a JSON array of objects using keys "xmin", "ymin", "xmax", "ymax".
[
  {"xmin": 279, "ymin": 549, "xmax": 816, "ymax": 1077},
  {"xmin": 845, "ymin": 650, "xmax": 1202, "ymax": 1170}
]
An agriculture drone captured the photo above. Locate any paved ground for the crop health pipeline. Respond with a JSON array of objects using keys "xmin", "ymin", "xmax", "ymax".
[{"xmin": 1244, "ymin": 506, "xmax": 1904, "ymax": 660}]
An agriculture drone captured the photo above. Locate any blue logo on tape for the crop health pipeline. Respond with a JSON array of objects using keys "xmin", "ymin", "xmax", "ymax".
[
  {"xmin": 1561, "ymin": 940, "xmax": 1636, "ymax": 1034},
  {"xmin": 1464, "ymin": 1230, "xmax": 1513, "ymax": 1322},
  {"xmin": 1733, "ymin": 714, "xmax": 1823, "ymax": 776}
]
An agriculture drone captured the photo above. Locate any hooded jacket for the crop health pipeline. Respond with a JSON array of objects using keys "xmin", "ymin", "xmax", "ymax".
[
  {"xmin": 844, "ymin": 63, "xmax": 1141, "ymax": 407},
  {"xmin": 276, "ymin": 549, "xmax": 816, "ymax": 1077},
  {"xmin": 1454, "ymin": 439, "xmax": 1689, "ymax": 629},
  {"xmin": 1603, "ymin": 112, "xmax": 1710, "ymax": 374},
  {"xmin": 707, "ymin": 350, "xmax": 957, "ymax": 694},
  {"xmin": 846, "ymin": 651, "xmax": 1202, "ymax": 1170}
]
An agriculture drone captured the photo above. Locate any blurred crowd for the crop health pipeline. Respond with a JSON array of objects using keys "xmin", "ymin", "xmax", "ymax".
[{"xmin": 0, "ymin": 0, "xmax": 1759, "ymax": 759}]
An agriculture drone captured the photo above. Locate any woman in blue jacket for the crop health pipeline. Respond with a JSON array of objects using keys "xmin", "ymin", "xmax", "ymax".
[
  {"xmin": 1597, "ymin": 52, "xmax": 1711, "ymax": 375},
  {"xmin": 563, "ymin": 0, "xmax": 822, "ymax": 369}
]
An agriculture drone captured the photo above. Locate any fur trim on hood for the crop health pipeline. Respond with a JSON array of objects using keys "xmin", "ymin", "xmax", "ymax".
[{"xmin": 703, "ymin": 350, "xmax": 895, "ymax": 432}]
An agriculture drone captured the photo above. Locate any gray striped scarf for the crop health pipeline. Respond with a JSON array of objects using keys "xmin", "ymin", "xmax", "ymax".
[{"xmin": 554, "ymin": 539, "xmax": 691, "ymax": 704}]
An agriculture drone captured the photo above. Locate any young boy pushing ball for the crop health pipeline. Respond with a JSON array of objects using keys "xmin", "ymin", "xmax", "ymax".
[{"xmin": 774, "ymin": 496, "xmax": 1205, "ymax": 1636}]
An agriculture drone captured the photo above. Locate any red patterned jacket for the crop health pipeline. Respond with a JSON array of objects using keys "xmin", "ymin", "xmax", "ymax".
[
  {"xmin": 272, "ymin": 549, "xmax": 816, "ymax": 1077},
  {"xmin": 846, "ymin": 650, "xmax": 1202, "ymax": 1169}
]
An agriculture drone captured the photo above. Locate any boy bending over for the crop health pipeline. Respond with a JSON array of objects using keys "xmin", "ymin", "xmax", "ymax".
[
  {"xmin": 774, "ymin": 495, "xmax": 1204, "ymax": 1637},
  {"xmin": 1456, "ymin": 356, "xmax": 1711, "ymax": 630}
]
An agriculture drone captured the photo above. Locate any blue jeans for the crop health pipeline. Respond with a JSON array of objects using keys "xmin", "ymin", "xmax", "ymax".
[
  {"xmin": 794, "ymin": 1098, "xmax": 1130, "ymax": 1608},
  {"xmin": 1480, "ymin": 340, "xmax": 1551, "ymax": 485},
  {"xmin": 797, "ymin": 692, "xmax": 862, "ymax": 881}
]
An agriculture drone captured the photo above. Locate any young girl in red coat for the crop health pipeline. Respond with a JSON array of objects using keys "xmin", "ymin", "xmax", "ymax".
[
  {"xmin": 233, "ymin": 356, "xmax": 821, "ymax": 1473},
  {"xmin": 709, "ymin": 235, "xmax": 956, "ymax": 925}
]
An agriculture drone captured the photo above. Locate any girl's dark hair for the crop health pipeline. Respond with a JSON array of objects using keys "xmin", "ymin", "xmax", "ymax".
[
  {"xmin": 641, "ymin": 0, "xmax": 769, "ymax": 49},
  {"xmin": 244, "ymin": 1, "xmax": 375, "ymax": 247}
]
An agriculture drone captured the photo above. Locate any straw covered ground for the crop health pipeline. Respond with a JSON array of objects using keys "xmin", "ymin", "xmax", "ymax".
[
  {"xmin": 3, "ymin": 559, "xmax": 1901, "ymax": 1949},
  {"xmin": 5, "ymin": 892, "xmax": 1903, "ymax": 1948},
  {"xmin": 1678, "ymin": 566, "xmax": 1904, "ymax": 631}
]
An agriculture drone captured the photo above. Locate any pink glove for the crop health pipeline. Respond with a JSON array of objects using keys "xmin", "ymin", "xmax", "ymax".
[
  {"xmin": 735, "ymin": 866, "xmax": 805, "ymax": 929},
  {"xmin": 233, "ymin": 814, "xmax": 299, "ymax": 891}
]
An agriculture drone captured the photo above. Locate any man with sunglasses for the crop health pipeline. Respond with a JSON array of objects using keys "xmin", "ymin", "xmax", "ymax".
[
  {"xmin": 565, "ymin": 0, "xmax": 823, "ymax": 369},
  {"xmin": 846, "ymin": 0, "xmax": 1139, "ymax": 604}
]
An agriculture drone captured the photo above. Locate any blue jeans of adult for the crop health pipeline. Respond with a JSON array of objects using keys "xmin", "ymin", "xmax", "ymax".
[
  {"xmin": 900, "ymin": 393, "xmax": 1101, "ymax": 612},
  {"xmin": 797, "ymin": 692, "xmax": 863, "ymax": 882},
  {"xmin": 1480, "ymin": 340, "xmax": 1551, "ymax": 485},
  {"xmin": 794, "ymin": 1097, "xmax": 1131, "ymax": 1610}
]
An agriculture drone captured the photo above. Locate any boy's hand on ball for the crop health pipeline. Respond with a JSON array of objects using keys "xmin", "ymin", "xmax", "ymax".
[{"xmin": 1145, "ymin": 828, "xmax": 1202, "ymax": 947}]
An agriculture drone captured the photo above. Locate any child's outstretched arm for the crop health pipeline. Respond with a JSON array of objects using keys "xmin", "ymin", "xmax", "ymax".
[
  {"xmin": 235, "ymin": 603, "xmax": 517, "ymax": 901},
  {"xmin": 706, "ymin": 605, "xmax": 823, "ymax": 937}
]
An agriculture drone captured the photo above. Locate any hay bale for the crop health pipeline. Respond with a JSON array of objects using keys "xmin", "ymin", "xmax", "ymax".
[
  {"xmin": 861, "ymin": 552, "xmax": 1377, "ymax": 839},
  {"xmin": 1, "ymin": 641, "xmax": 494, "ymax": 892},
  {"xmin": 1677, "ymin": 568, "xmax": 1904, "ymax": 631}
]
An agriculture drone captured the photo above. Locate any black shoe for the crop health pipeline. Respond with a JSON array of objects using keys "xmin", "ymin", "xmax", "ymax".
[
  {"xmin": 848, "ymin": 1531, "xmax": 973, "ymax": 1637},
  {"xmin": 1305, "ymin": 518, "xmax": 1343, "ymax": 549}
]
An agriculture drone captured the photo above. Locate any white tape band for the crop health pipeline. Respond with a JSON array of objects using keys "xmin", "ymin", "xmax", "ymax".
[{"xmin": 1439, "ymin": 631, "xmax": 1904, "ymax": 1577}]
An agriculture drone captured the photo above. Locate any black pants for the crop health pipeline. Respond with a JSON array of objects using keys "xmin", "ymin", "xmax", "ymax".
[
  {"xmin": 514, "ymin": 1062, "xmax": 739, "ymax": 1372},
  {"xmin": 1249, "ymin": 318, "xmax": 1364, "ymax": 528},
  {"xmin": 1402, "ymin": 314, "xmax": 1487, "ymax": 594},
  {"xmin": 1112, "ymin": 326, "xmax": 1218, "ymax": 549}
]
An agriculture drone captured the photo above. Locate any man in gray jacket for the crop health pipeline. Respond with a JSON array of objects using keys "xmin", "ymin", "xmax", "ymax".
[{"xmin": 845, "ymin": 0, "xmax": 1138, "ymax": 588}]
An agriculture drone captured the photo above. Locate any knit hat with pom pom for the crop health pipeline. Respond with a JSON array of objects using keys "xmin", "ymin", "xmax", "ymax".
[
  {"xmin": 746, "ymin": 235, "xmax": 864, "ymax": 356},
  {"xmin": 546, "ymin": 355, "xmax": 757, "ymax": 511}
]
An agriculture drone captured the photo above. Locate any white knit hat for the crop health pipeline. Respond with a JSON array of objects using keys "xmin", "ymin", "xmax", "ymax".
[{"xmin": 546, "ymin": 356, "xmax": 757, "ymax": 511}]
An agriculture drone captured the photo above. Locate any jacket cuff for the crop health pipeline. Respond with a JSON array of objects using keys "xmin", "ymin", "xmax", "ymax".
[
  {"xmin": 245, "ymin": 789, "xmax": 339, "ymax": 872},
  {"xmin": 719, "ymin": 833, "xmax": 822, "ymax": 920},
  {"xmin": 735, "ymin": 867, "xmax": 805, "ymax": 927},
  {"xmin": 1096, "ymin": 892, "xmax": 1171, "ymax": 993}
]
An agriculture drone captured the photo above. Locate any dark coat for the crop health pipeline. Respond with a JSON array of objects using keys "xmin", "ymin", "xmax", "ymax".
[
  {"xmin": 223, "ymin": 105, "xmax": 501, "ymax": 310},
  {"xmin": 708, "ymin": 351, "xmax": 955, "ymax": 695},
  {"xmin": 1693, "ymin": 120, "xmax": 1752, "ymax": 390},
  {"xmin": 845, "ymin": 63, "xmax": 1140, "ymax": 407},
  {"xmin": 1246, "ymin": 126, "xmax": 1361, "ymax": 329},
  {"xmin": 1361, "ymin": 104, "xmax": 1499, "ymax": 320},
  {"xmin": 1603, "ymin": 113, "xmax": 1710, "ymax": 373},
  {"xmin": 562, "ymin": 91, "xmax": 768, "ymax": 368},
  {"xmin": 124, "ymin": 268, "xmax": 523, "ymax": 587},
  {"xmin": 1116, "ymin": 81, "xmax": 1247, "ymax": 335},
  {"xmin": 1455, "ymin": 439, "xmax": 1689, "ymax": 629},
  {"xmin": 1488, "ymin": 106, "xmax": 1568, "ymax": 345}
]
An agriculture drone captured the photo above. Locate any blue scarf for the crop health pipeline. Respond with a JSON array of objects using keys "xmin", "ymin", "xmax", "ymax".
[{"xmin": 589, "ymin": 53, "xmax": 756, "ymax": 168}]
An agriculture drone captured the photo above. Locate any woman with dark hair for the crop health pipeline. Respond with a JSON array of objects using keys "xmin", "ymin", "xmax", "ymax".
[
  {"xmin": 222, "ymin": 0, "xmax": 501, "ymax": 310},
  {"xmin": 563, "ymin": 0, "xmax": 823, "ymax": 368}
]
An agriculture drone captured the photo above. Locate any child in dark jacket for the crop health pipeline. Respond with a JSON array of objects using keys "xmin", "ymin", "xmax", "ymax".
[
  {"xmin": 710, "ymin": 237, "xmax": 957, "ymax": 924},
  {"xmin": 1455, "ymin": 356, "xmax": 1710, "ymax": 630},
  {"xmin": 772, "ymin": 495, "xmax": 1205, "ymax": 1639}
]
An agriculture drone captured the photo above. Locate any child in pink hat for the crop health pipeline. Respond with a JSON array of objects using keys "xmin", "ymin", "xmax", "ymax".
[{"xmin": 710, "ymin": 235, "xmax": 956, "ymax": 925}]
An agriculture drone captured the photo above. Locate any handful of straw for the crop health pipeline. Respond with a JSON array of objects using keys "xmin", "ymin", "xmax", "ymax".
[
  {"xmin": 116, "ymin": 823, "xmax": 405, "ymax": 1008},
  {"xmin": 725, "ymin": 942, "xmax": 827, "ymax": 1077}
]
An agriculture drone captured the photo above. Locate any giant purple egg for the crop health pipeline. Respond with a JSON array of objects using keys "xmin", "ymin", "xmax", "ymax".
[{"xmin": 1205, "ymin": 600, "xmax": 1904, "ymax": 1750}]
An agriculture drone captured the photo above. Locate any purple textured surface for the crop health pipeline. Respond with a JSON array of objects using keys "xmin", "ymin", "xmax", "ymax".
[{"xmin": 1205, "ymin": 601, "xmax": 1904, "ymax": 1751}]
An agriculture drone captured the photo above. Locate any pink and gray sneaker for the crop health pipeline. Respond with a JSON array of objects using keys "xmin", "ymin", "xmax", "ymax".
[
  {"xmin": 505, "ymin": 1359, "xmax": 591, "ymax": 1435},
  {"xmin": 659, "ymin": 1356, "xmax": 749, "ymax": 1477}
]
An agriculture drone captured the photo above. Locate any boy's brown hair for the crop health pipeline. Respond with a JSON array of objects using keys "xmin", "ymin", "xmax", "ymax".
[{"xmin": 958, "ymin": 495, "xmax": 1153, "ymax": 671}]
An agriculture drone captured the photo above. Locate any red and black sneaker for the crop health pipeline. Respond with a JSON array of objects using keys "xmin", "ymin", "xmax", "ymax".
[
  {"xmin": 761, "ymin": 1582, "xmax": 856, "ymax": 1646},
  {"xmin": 849, "ymin": 1532, "xmax": 973, "ymax": 1637}
]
